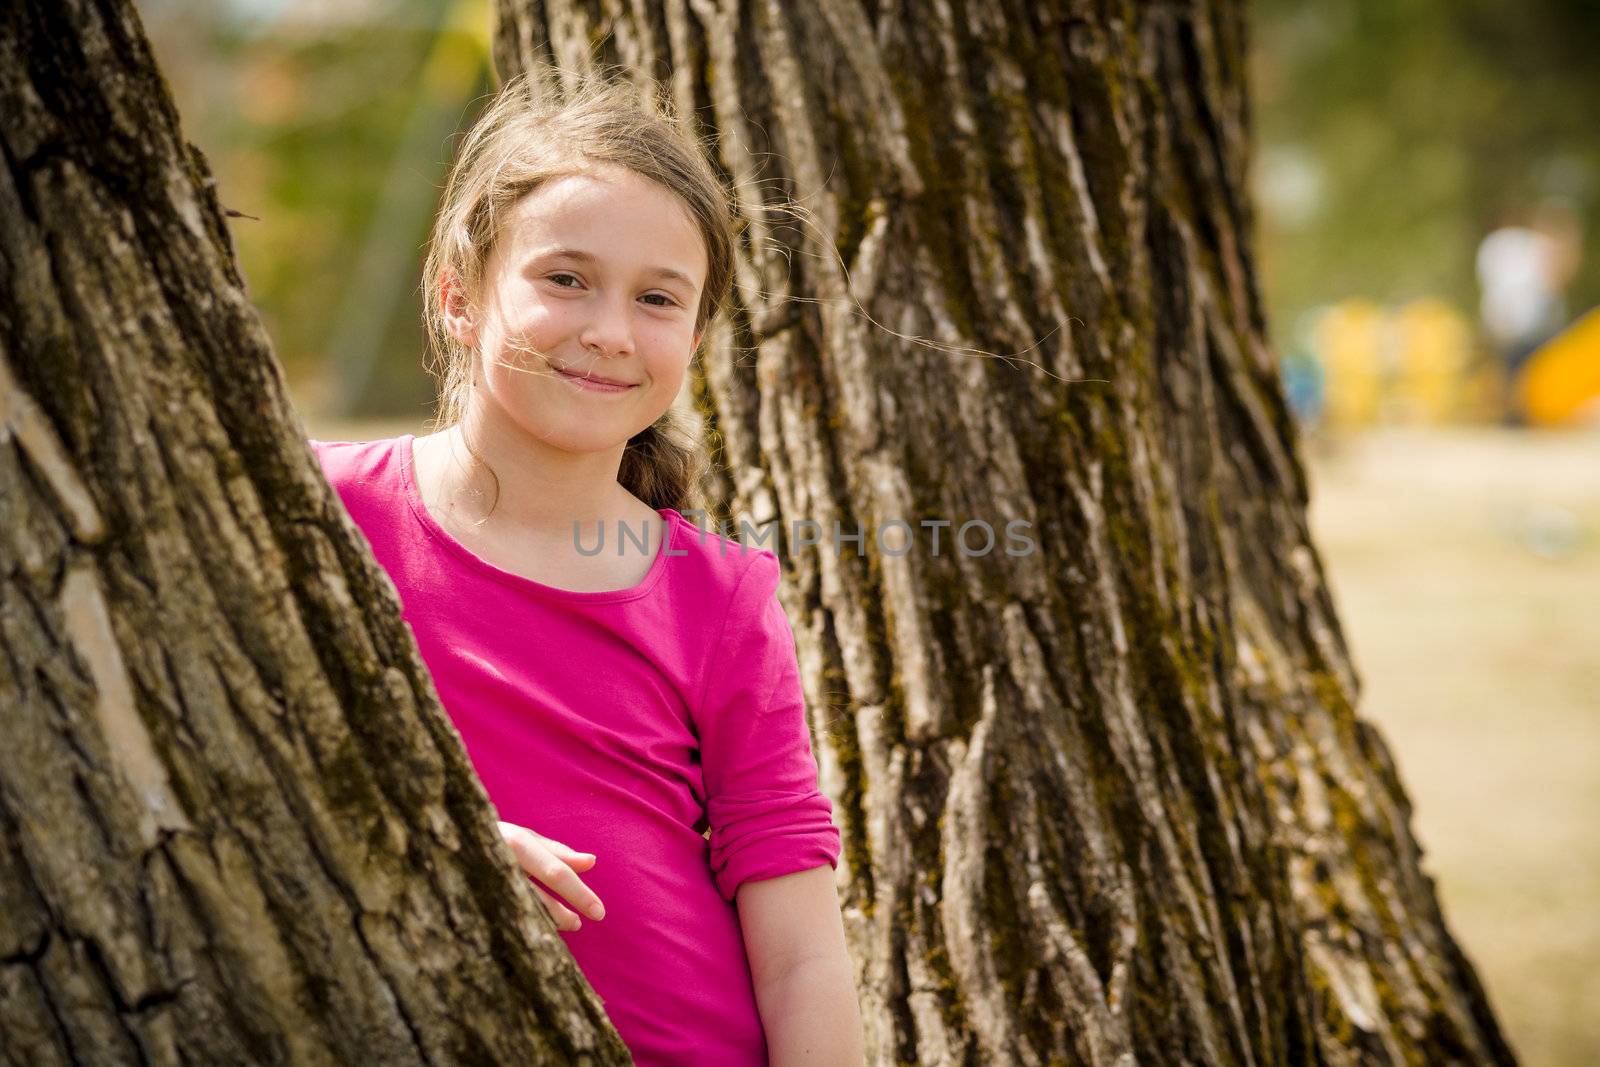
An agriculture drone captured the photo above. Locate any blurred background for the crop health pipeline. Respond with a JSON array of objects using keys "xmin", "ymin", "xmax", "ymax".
[{"xmin": 137, "ymin": 0, "xmax": 1598, "ymax": 1062}]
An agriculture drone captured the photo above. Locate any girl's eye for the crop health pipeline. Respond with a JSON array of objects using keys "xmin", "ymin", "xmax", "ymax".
[
  {"xmin": 641, "ymin": 293, "xmax": 677, "ymax": 308},
  {"xmin": 548, "ymin": 272, "xmax": 582, "ymax": 288}
]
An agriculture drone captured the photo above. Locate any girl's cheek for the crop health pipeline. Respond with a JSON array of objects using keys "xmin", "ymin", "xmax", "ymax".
[{"xmin": 640, "ymin": 317, "xmax": 697, "ymax": 354}]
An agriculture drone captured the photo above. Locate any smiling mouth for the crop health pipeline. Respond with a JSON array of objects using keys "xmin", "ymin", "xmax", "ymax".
[{"xmin": 553, "ymin": 366, "xmax": 638, "ymax": 388}]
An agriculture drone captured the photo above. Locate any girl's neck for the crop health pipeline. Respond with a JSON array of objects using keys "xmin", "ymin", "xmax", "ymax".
[{"xmin": 418, "ymin": 415, "xmax": 641, "ymax": 536}]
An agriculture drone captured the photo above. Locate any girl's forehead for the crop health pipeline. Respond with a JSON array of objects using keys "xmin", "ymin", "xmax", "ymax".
[
  {"xmin": 509, "ymin": 168, "xmax": 681, "ymax": 231},
  {"xmin": 500, "ymin": 168, "xmax": 707, "ymax": 277}
]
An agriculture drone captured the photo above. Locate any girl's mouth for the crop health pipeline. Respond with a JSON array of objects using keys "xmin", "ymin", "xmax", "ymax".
[{"xmin": 555, "ymin": 367, "xmax": 637, "ymax": 393}]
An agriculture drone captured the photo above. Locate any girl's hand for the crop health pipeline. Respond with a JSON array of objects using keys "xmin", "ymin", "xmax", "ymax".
[{"xmin": 497, "ymin": 821, "xmax": 607, "ymax": 931}]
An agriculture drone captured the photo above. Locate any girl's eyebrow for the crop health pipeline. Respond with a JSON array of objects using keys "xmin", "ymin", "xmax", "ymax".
[{"xmin": 533, "ymin": 246, "xmax": 697, "ymax": 290}]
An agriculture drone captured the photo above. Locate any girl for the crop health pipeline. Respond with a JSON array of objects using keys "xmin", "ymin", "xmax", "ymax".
[{"xmin": 311, "ymin": 71, "xmax": 864, "ymax": 1065}]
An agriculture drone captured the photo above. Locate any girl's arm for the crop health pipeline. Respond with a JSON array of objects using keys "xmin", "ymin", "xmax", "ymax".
[{"xmin": 737, "ymin": 864, "xmax": 866, "ymax": 1066}]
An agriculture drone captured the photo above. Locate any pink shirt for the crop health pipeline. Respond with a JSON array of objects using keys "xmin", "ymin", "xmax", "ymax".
[{"xmin": 310, "ymin": 434, "xmax": 840, "ymax": 1065}]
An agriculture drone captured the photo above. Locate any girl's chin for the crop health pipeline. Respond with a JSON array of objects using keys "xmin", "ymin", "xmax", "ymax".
[{"xmin": 511, "ymin": 417, "xmax": 648, "ymax": 454}]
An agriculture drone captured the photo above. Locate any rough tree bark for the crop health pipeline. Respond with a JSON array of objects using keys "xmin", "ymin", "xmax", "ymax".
[
  {"xmin": 0, "ymin": 4, "xmax": 629, "ymax": 1064},
  {"xmin": 494, "ymin": 2, "xmax": 1520, "ymax": 1065}
]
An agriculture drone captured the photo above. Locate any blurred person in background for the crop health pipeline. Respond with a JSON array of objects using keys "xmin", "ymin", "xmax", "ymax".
[{"xmin": 1476, "ymin": 197, "xmax": 1584, "ymax": 423}]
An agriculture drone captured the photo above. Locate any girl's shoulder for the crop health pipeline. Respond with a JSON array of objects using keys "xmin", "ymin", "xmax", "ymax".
[
  {"xmin": 308, "ymin": 435, "xmax": 402, "ymax": 480},
  {"xmin": 661, "ymin": 511, "xmax": 786, "ymax": 616},
  {"xmin": 308, "ymin": 435, "xmax": 407, "ymax": 517}
]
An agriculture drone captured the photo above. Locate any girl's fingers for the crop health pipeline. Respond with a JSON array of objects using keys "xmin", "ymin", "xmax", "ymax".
[
  {"xmin": 499, "ymin": 823, "xmax": 607, "ymax": 922},
  {"xmin": 562, "ymin": 853, "xmax": 597, "ymax": 874},
  {"xmin": 534, "ymin": 857, "xmax": 607, "ymax": 922},
  {"xmin": 532, "ymin": 884, "xmax": 582, "ymax": 931},
  {"xmin": 545, "ymin": 839, "xmax": 597, "ymax": 870},
  {"xmin": 526, "ymin": 836, "xmax": 603, "ymax": 914}
]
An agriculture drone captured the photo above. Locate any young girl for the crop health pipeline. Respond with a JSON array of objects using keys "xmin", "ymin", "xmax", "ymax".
[{"xmin": 310, "ymin": 71, "xmax": 864, "ymax": 1065}]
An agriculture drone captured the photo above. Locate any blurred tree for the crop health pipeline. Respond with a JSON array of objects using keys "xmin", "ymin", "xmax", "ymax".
[
  {"xmin": 321, "ymin": 0, "xmax": 493, "ymax": 417},
  {"xmin": 495, "ymin": 0, "xmax": 1520, "ymax": 1063},
  {"xmin": 138, "ymin": 0, "xmax": 494, "ymax": 416}
]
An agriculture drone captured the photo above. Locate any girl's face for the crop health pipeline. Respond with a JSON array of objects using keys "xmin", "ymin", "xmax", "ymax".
[{"xmin": 450, "ymin": 164, "xmax": 708, "ymax": 455}]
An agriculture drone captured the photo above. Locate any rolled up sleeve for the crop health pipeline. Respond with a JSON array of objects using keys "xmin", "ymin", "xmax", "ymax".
[{"xmin": 696, "ymin": 550, "xmax": 841, "ymax": 902}]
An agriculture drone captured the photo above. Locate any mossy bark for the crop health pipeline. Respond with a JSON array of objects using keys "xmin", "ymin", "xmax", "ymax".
[
  {"xmin": 0, "ymin": 3, "xmax": 630, "ymax": 1063},
  {"xmin": 494, "ymin": 2, "xmax": 1519, "ymax": 1064}
]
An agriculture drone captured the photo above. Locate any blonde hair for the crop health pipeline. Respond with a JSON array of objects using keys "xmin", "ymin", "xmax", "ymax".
[{"xmin": 421, "ymin": 67, "xmax": 737, "ymax": 514}]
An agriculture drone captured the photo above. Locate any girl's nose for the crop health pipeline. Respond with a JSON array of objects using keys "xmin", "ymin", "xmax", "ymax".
[{"xmin": 577, "ymin": 297, "xmax": 634, "ymax": 358}]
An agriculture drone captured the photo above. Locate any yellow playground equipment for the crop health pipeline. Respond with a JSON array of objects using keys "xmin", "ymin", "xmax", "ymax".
[
  {"xmin": 1312, "ymin": 299, "xmax": 1479, "ymax": 426},
  {"xmin": 1516, "ymin": 308, "xmax": 1600, "ymax": 427},
  {"xmin": 1393, "ymin": 298, "xmax": 1472, "ymax": 423},
  {"xmin": 1315, "ymin": 300, "xmax": 1385, "ymax": 426}
]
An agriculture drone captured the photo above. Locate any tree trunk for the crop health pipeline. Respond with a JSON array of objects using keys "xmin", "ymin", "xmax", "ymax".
[
  {"xmin": 0, "ymin": 4, "xmax": 630, "ymax": 1063},
  {"xmin": 494, "ymin": 3, "xmax": 1519, "ymax": 1065}
]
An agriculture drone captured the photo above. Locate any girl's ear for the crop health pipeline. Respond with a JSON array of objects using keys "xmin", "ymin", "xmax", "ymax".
[{"xmin": 440, "ymin": 270, "xmax": 478, "ymax": 348}]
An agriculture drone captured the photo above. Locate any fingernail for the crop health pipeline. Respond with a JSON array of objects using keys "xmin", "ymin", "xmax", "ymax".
[{"xmin": 590, "ymin": 903, "xmax": 605, "ymax": 921}]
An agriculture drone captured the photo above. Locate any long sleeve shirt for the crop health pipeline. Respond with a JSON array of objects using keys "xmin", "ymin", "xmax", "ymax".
[{"xmin": 310, "ymin": 434, "xmax": 840, "ymax": 1065}]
